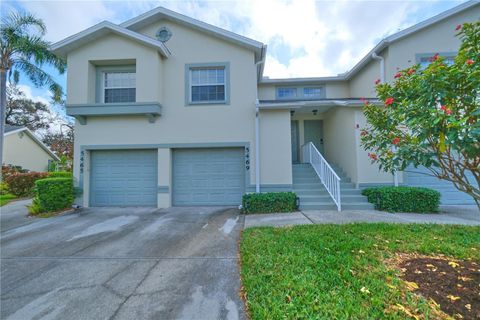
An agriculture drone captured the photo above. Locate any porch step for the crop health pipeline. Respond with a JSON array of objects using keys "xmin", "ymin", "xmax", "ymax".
[
  {"xmin": 294, "ymin": 177, "xmax": 351, "ymax": 183},
  {"xmin": 292, "ymin": 163, "xmax": 373, "ymax": 211},
  {"xmin": 295, "ymin": 189, "xmax": 361, "ymax": 196},
  {"xmin": 300, "ymin": 203, "xmax": 337, "ymax": 210},
  {"xmin": 340, "ymin": 203, "xmax": 375, "ymax": 210}
]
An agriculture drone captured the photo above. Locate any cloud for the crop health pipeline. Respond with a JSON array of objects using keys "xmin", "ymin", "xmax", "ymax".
[
  {"xmin": 16, "ymin": 84, "xmax": 50, "ymax": 106},
  {"xmin": 8, "ymin": 0, "xmax": 464, "ymax": 79},
  {"xmin": 15, "ymin": 0, "xmax": 116, "ymax": 42}
]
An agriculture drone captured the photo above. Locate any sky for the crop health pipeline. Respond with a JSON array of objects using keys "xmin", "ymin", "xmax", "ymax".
[{"xmin": 2, "ymin": 0, "xmax": 469, "ymax": 114}]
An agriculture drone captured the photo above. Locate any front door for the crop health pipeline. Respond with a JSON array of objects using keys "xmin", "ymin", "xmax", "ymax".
[
  {"xmin": 304, "ymin": 120, "xmax": 324, "ymax": 154},
  {"xmin": 291, "ymin": 121, "xmax": 299, "ymax": 163}
]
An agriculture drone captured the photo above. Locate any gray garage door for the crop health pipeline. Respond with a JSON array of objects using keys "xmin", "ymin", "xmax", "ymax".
[
  {"xmin": 90, "ymin": 150, "xmax": 157, "ymax": 207},
  {"xmin": 405, "ymin": 165, "xmax": 475, "ymax": 205},
  {"xmin": 173, "ymin": 148, "xmax": 245, "ymax": 206}
]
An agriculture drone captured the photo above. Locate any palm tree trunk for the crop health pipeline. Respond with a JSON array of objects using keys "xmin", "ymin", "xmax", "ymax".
[{"xmin": 0, "ymin": 69, "xmax": 6, "ymax": 181}]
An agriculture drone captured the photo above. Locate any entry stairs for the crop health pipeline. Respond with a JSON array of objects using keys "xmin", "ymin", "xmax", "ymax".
[{"xmin": 293, "ymin": 164, "xmax": 374, "ymax": 210}]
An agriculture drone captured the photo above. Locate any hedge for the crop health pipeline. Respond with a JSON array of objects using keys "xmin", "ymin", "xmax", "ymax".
[
  {"xmin": 4, "ymin": 172, "xmax": 49, "ymax": 197},
  {"xmin": 361, "ymin": 186, "xmax": 441, "ymax": 213},
  {"xmin": 48, "ymin": 172, "xmax": 73, "ymax": 178},
  {"xmin": 31, "ymin": 178, "xmax": 74, "ymax": 213},
  {"xmin": 242, "ymin": 192, "xmax": 298, "ymax": 214}
]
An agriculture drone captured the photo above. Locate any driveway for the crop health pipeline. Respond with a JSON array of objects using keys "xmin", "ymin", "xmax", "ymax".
[{"xmin": 1, "ymin": 201, "xmax": 245, "ymax": 320}]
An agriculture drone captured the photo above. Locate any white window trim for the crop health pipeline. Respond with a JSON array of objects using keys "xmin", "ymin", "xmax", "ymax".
[
  {"xmin": 415, "ymin": 52, "xmax": 457, "ymax": 69},
  {"xmin": 185, "ymin": 62, "xmax": 230, "ymax": 106},
  {"xmin": 102, "ymin": 72, "xmax": 136, "ymax": 104},
  {"xmin": 189, "ymin": 68, "xmax": 226, "ymax": 103}
]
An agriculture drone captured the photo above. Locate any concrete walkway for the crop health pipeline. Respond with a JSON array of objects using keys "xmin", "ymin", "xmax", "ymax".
[{"xmin": 244, "ymin": 205, "xmax": 480, "ymax": 228}]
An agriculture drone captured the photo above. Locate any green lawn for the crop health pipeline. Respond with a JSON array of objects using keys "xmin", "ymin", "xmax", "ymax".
[
  {"xmin": 0, "ymin": 194, "xmax": 17, "ymax": 207},
  {"xmin": 240, "ymin": 224, "xmax": 480, "ymax": 319}
]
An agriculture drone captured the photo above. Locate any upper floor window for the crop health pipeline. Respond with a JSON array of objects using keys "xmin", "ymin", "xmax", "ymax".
[
  {"xmin": 276, "ymin": 86, "xmax": 325, "ymax": 100},
  {"xmin": 417, "ymin": 52, "xmax": 456, "ymax": 70},
  {"xmin": 186, "ymin": 63, "xmax": 230, "ymax": 105},
  {"xmin": 303, "ymin": 87, "xmax": 323, "ymax": 98},
  {"xmin": 277, "ymin": 87, "xmax": 297, "ymax": 99},
  {"xmin": 103, "ymin": 72, "xmax": 136, "ymax": 103}
]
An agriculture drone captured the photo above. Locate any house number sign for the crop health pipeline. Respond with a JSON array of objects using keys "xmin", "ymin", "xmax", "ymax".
[{"xmin": 245, "ymin": 147, "xmax": 250, "ymax": 171}]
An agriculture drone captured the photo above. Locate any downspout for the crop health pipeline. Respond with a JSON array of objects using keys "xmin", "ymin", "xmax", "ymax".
[
  {"xmin": 255, "ymin": 99, "xmax": 260, "ymax": 193},
  {"xmin": 372, "ymin": 52, "xmax": 399, "ymax": 186},
  {"xmin": 254, "ymin": 45, "xmax": 266, "ymax": 193}
]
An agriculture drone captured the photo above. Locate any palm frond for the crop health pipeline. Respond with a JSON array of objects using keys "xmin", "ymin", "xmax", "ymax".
[
  {"xmin": 1, "ymin": 11, "xmax": 46, "ymax": 36},
  {"xmin": 13, "ymin": 58, "xmax": 64, "ymax": 103},
  {"xmin": 13, "ymin": 35, "xmax": 66, "ymax": 73}
]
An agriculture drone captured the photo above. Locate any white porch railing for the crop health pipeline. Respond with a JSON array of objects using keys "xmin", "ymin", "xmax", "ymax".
[{"xmin": 302, "ymin": 142, "xmax": 341, "ymax": 211}]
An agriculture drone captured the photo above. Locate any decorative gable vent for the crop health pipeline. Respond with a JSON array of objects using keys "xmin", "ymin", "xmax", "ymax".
[{"xmin": 156, "ymin": 26, "xmax": 172, "ymax": 43}]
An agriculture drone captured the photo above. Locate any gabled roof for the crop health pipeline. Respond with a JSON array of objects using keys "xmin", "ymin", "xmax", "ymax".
[
  {"xmin": 342, "ymin": 0, "xmax": 479, "ymax": 80},
  {"xmin": 51, "ymin": 21, "xmax": 171, "ymax": 58},
  {"xmin": 4, "ymin": 125, "xmax": 23, "ymax": 134},
  {"xmin": 120, "ymin": 6, "xmax": 266, "ymax": 64},
  {"xmin": 260, "ymin": 0, "xmax": 479, "ymax": 83},
  {"xmin": 4, "ymin": 126, "xmax": 60, "ymax": 161}
]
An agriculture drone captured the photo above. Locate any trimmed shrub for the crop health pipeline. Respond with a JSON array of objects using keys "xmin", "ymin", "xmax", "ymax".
[
  {"xmin": 5, "ymin": 172, "xmax": 49, "ymax": 197},
  {"xmin": 32, "ymin": 178, "xmax": 74, "ymax": 213},
  {"xmin": 0, "ymin": 182, "xmax": 9, "ymax": 195},
  {"xmin": 48, "ymin": 172, "xmax": 73, "ymax": 178},
  {"xmin": 242, "ymin": 192, "xmax": 298, "ymax": 214},
  {"xmin": 362, "ymin": 186, "xmax": 441, "ymax": 213}
]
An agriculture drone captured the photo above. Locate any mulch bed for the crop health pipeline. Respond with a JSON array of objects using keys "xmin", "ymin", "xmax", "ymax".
[{"xmin": 397, "ymin": 254, "xmax": 479, "ymax": 319}]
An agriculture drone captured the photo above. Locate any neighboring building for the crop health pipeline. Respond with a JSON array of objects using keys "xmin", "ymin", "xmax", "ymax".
[
  {"xmin": 3, "ymin": 125, "xmax": 60, "ymax": 172},
  {"xmin": 52, "ymin": 1, "xmax": 479, "ymax": 209}
]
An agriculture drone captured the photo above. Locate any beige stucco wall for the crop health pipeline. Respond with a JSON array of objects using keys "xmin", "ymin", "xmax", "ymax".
[
  {"xmin": 67, "ymin": 34, "xmax": 163, "ymax": 105},
  {"xmin": 347, "ymin": 6, "xmax": 479, "ymax": 185},
  {"xmin": 157, "ymin": 148, "xmax": 171, "ymax": 207},
  {"xmin": 323, "ymin": 107, "xmax": 357, "ymax": 183},
  {"xmin": 354, "ymin": 110, "xmax": 399, "ymax": 184},
  {"xmin": 259, "ymin": 110, "xmax": 292, "ymax": 186},
  {"xmin": 70, "ymin": 19, "xmax": 293, "ymax": 207},
  {"xmin": 3, "ymin": 132, "xmax": 55, "ymax": 172},
  {"xmin": 385, "ymin": 7, "xmax": 479, "ymax": 83}
]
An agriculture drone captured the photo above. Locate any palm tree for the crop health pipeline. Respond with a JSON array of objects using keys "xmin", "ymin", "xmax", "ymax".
[{"xmin": 0, "ymin": 11, "xmax": 66, "ymax": 176}]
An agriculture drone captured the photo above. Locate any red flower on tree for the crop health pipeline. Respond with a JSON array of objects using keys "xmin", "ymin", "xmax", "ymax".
[
  {"xmin": 368, "ymin": 153, "xmax": 378, "ymax": 161},
  {"xmin": 394, "ymin": 72, "xmax": 402, "ymax": 79},
  {"xmin": 466, "ymin": 59, "xmax": 474, "ymax": 65},
  {"xmin": 385, "ymin": 97, "xmax": 394, "ymax": 106},
  {"xmin": 440, "ymin": 105, "xmax": 452, "ymax": 115},
  {"xmin": 455, "ymin": 24, "xmax": 462, "ymax": 31},
  {"xmin": 429, "ymin": 53, "xmax": 440, "ymax": 62},
  {"xmin": 375, "ymin": 79, "xmax": 381, "ymax": 85},
  {"xmin": 407, "ymin": 68, "xmax": 415, "ymax": 75},
  {"xmin": 392, "ymin": 137, "xmax": 401, "ymax": 145}
]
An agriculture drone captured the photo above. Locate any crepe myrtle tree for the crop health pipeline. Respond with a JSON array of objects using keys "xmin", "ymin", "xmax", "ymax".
[
  {"xmin": 361, "ymin": 21, "xmax": 480, "ymax": 208},
  {"xmin": 0, "ymin": 11, "xmax": 66, "ymax": 177}
]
